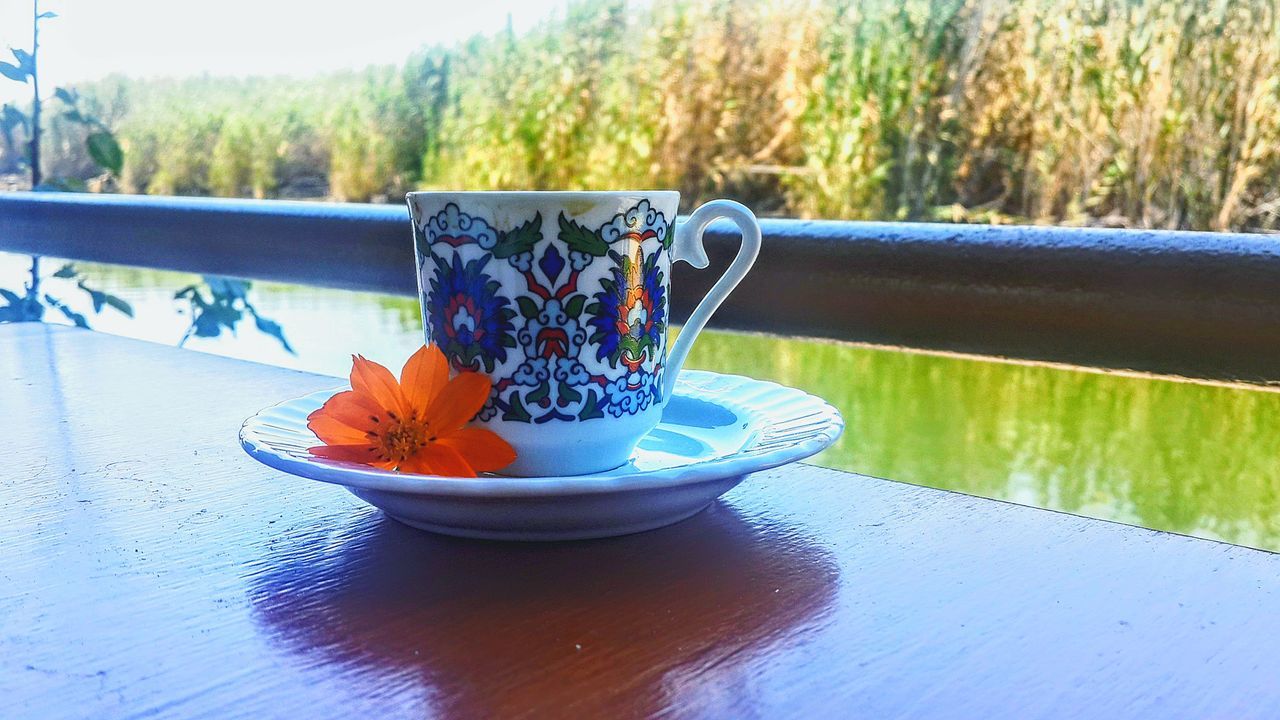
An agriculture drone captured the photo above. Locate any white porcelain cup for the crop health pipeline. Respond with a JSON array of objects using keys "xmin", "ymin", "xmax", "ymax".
[{"xmin": 406, "ymin": 191, "xmax": 760, "ymax": 476}]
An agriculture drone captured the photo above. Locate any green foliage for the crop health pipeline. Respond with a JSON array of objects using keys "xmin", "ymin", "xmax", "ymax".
[
  {"xmin": 7, "ymin": 0, "xmax": 1280, "ymax": 231},
  {"xmin": 0, "ymin": 4, "xmax": 141, "ymax": 334},
  {"xmin": 208, "ymin": 113, "xmax": 285, "ymax": 198},
  {"xmin": 577, "ymin": 388, "xmax": 604, "ymax": 421},
  {"xmin": 0, "ymin": 6, "xmax": 125, "ymax": 185},
  {"xmin": 85, "ymin": 132, "xmax": 123, "ymax": 175},
  {"xmin": 0, "ymin": 48, "xmax": 34, "ymax": 83},
  {"xmin": 0, "ymin": 287, "xmax": 39, "ymax": 322},
  {"xmin": 557, "ymin": 213, "xmax": 608, "ymax": 257},
  {"xmin": 502, "ymin": 392, "xmax": 532, "ymax": 423},
  {"xmin": 0, "ymin": 65, "xmax": 27, "ymax": 83},
  {"xmin": 492, "ymin": 214, "xmax": 543, "ymax": 259},
  {"xmin": 46, "ymin": 296, "xmax": 86, "ymax": 327},
  {"xmin": 0, "ymin": 260, "xmax": 133, "ymax": 328},
  {"xmin": 174, "ymin": 276, "xmax": 295, "ymax": 354},
  {"xmin": 516, "ymin": 296, "xmax": 539, "ymax": 320},
  {"xmin": 1, "ymin": 104, "xmax": 26, "ymax": 133},
  {"xmin": 0, "ymin": 5, "xmax": 292, "ymax": 355},
  {"xmin": 77, "ymin": 278, "xmax": 133, "ymax": 315},
  {"xmin": 328, "ymin": 101, "xmax": 396, "ymax": 202},
  {"xmin": 55, "ymin": 91, "xmax": 125, "ymax": 182},
  {"xmin": 563, "ymin": 293, "xmax": 586, "ymax": 318}
]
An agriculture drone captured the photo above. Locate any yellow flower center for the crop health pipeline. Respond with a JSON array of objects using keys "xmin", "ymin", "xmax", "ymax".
[{"xmin": 369, "ymin": 411, "xmax": 434, "ymax": 463}]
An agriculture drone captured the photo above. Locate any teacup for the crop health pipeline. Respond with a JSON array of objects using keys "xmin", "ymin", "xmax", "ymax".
[{"xmin": 406, "ymin": 191, "xmax": 760, "ymax": 476}]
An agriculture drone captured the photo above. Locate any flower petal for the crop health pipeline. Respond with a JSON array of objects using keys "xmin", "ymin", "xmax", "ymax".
[
  {"xmin": 399, "ymin": 442, "xmax": 477, "ymax": 477},
  {"xmin": 425, "ymin": 371, "xmax": 493, "ymax": 432},
  {"xmin": 400, "ymin": 345, "xmax": 449, "ymax": 415},
  {"xmin": 315, "ymin": 390, "xmax": 392, "ymax": 431},
  {"xmin": 307, "ymin": 414, "xmax": 371, "ymax": 445},
  {"xmin": 309, "ymin": 443, "xmax": 384, "ymax": 463},
  {"xmin": 349, "ymin": 354, "xmax": 407, "ymax": 417},
  {"xmin": 437, "ymin": 427, "xmax": 517, "ymax": 473}
]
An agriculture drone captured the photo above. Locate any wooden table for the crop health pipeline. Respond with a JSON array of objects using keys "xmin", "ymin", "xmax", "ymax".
[{"xmin": 3, "ymin": 324, "xmax": 1278, "ymax": 719}]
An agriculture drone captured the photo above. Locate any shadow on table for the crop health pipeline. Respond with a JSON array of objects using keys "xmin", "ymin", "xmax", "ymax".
[{"xmin": 249, "ymin": 501, "xmax": 840, "ymax": 718}]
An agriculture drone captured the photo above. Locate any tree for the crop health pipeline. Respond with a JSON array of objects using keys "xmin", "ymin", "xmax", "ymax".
[
  {"xmin": 0, "ymin": 1, "xmax": 292, "ymax": 355},
  {"xmin": 0, "ymin": 2, "xmax": 132, "ymax": 325}
]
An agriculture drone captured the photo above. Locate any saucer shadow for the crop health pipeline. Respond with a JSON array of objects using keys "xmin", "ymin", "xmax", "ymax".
[{"xmin": 249, "ymin": 502, "xmax": 840, "ymax": 718}]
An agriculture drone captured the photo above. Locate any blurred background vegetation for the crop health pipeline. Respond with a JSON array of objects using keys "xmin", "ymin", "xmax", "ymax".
[{"xmin": 3, "ymin": 0, "xmax": 1279, "ymax": 231}]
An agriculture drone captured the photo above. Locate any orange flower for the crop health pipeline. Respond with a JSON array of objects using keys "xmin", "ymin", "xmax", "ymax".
[{"xmin": 306, "ymin": 345, "xmax": 516, "ymax": 477}]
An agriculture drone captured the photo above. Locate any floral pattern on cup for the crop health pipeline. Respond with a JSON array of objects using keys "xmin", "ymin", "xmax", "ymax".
[
  {"xmin": 424, "ymin": 254, "xmax": 518, "ymax": 373},
  {"xmin": 416, "ymin": 200, "xmax": 672, "ymax": 424}
]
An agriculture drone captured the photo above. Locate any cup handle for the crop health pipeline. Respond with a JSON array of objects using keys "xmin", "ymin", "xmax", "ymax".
[{"xmin": 663, "ymin": 199, "xmax": 762, "ymax": 398}]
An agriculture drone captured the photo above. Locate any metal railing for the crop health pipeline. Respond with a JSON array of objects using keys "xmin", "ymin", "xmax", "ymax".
[{"xmin": 2, "ymin": 191, "xmax": 1279, "ymax": 382}]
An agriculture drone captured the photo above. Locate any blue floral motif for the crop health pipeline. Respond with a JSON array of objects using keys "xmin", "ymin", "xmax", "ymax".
[
  {"xmin": 599, "ymin": 199, "xmax": 669, "ymax": 246},
  {"xmin": 426, "ymin": 254, "xmax": 517, "ymax": 372},
  {"xmin": 538, "ymin": 244, "xmax": 566, "ymax": 285},
  {"xmin": 513, "ymin": 356, "xmax": 550, "ymax": 386},
  {"xmin": 504, "ymin": 298, "xmax": 597, "ymax": 421},
  {"xmin": 568, "ymin": 249, "xmax": 595, "ymax": 272},
  {"xmin": 586, "ymin": 246, "xmax": 667, "ymax": 372},
  {"xmin": 420, "ymin": 200, "xmax": 671, "ymax": 424},
  {"xmin": 477, "ymin": 386, "xmax": 501, "ymax": 421},
  {"xmin": 508, "ymin": 251, "xmax": 535, "ymax": 272},
  {"xmin": 424, "ymin": 203, "xmax": 500, "ymax": 250},
  {"xmin": 553, "ymin": 357, "xmax": 590, "ymax": 386},
  {"xmin": 604, "ymin": 367, "xmax": 660, "ymax": 417}
]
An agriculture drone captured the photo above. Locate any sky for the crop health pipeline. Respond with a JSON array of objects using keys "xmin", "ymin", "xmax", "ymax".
[{"xmin": 0, "ymin": 0, "xmax": 569, "ymax": 103}]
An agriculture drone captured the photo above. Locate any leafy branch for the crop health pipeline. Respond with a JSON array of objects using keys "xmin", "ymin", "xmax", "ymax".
[
  {"xmin": 54, "ymin": 87, "xmax": 123, "ymax": 180},
  {"xmin": 0, "ymin": 4, "xmax": 131, "ymax": 333},
  {"xmin": 1, "ymin": 1, "xmax": 52, "ymax": 186},
  {"xmin": 0, "ymin": 260, "xmax": 133, "ymax": 326},
  {"xmin": 174, "ymin": 276, "xmax": 295, "ymax": 354},
  {"xmin": 2, "ymin": 2, "xmax": 121, "ymax": 187},
  {"xmin": 492, "ymin": 213, "xmax": 543, "ymax": 259},
  {"xmin": 0, "ymin": 3, "xmax": 294, "ymax": 357},
  {"xmin": 558, "ymin": 212, "xmax": 609, "ymax": 257}
]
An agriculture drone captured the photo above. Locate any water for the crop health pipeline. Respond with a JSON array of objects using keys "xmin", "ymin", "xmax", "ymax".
[{"xmin": 5, "ymin": 252, "xmax": 1279, "ymax": 551}]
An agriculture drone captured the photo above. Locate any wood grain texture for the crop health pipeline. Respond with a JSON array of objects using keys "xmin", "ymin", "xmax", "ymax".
[{"xmin": 2, "ymin": 324, "xmax": 1278, "ymax": 719}]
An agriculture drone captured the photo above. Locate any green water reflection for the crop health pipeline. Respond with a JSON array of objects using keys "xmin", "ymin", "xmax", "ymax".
[
  {"xmin": 686, "ymin": 333, "xmax": 1280, "ymax": 551},
  {"xmin": 4, "ymin": 253, "xmax": 1278, "ymax": 551}
]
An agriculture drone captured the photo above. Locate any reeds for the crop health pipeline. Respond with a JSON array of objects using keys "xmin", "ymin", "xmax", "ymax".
[{"xmin": 11, "ymin": 0, "xmax": 1279, "ymax": 230}]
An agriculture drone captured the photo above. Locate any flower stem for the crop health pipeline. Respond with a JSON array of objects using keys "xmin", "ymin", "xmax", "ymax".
[
  {"xmin": 28, "ymin": 255, "xmax": 40, "ymax": 298},
  {"xmin": 29, "ymin": 0, "xmax": 42, "ymax": 188}
]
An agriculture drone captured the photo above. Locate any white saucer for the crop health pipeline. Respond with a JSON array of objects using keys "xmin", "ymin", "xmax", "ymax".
[{"xmin": 239, "ymin": 370, "xmax": 843, "ymax": 541}]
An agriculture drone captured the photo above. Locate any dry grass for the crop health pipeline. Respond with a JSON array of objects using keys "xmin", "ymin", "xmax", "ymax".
[{"xmin": 8, "ymin": 0, "xmax": 1279, "ymax": 230}]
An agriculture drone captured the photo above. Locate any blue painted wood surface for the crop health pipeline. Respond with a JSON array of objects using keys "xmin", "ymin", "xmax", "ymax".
[
  {"xmin": 4, "ymin": 191, "xmax": 1280, "ymax": 380},
  {"xmin": 2, "ymin": 323, "xmax": 1278, "ymax": 718}
]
